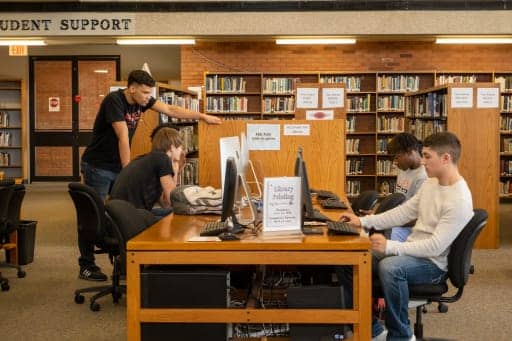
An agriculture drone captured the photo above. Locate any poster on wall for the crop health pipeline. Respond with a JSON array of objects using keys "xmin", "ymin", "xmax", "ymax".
[{"xmin": 48, "ymin": 97, "xmax": 60, "ymax": 112}]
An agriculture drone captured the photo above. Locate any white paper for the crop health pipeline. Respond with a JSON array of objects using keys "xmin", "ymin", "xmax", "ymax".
[
  {"xmin": 284, "ymin": 124, "xmax": 311, "ymax": 136},
  {"xmin": 477, "ymin": 87, "xmax": 499, "ymax": 108},
  {"xmin": 247, "ymin": 124, "xmax": 280, "ymax": 151},
  {"xmin": 48, "ymin": 97, "xmax": 60, "ymax": 112},
  {"xmin": 188, "ymin": 236, "xmax": 221, "ymax": 242},
  {"xmin": 305, "ymin": 110, "xmax": 334, "ymax": 120},
  {"xmin": 263, "ymin": 177, "xmax": 302, "ymax": 234},
  {"xmin": 187, "ymin": 86, "xmax": 202, "ymax": 98},
  {"xmin": 296, "ymin": 87, "xmax": 319, "ymax": 108},
  {"xmin": 322, "ymin": 88, "xmax": 345, "ymax": 108},
  {"xmin": 219, "ymin": 136, "xmax": 240, "ymax": 191},
  {"xmin": 451, "ymin": 88, "xmax": 473, "ymax": 108}
]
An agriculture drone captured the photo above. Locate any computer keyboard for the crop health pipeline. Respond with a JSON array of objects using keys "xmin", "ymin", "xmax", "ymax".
[
  {"xmin": 320, "ymin": 198, "xmax": 348, "ymax": 209},
  {"xmin": 326, "ymin": 221, "xmax": 360, "ymax": 236},
  {"xmin": 312, "ymin": 189, "xmax": 339, "ymax": 200},
  {"xmin": 199, "ymin": 220, "xmax": 229, "ymax": 236}
]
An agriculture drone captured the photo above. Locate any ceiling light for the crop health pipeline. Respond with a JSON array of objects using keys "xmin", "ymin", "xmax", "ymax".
[
  {"xmin": 276, "ymin": 38, "xmax": 356, "ymax": 45},
  {"xmin": 116, "ymin": 38, "xmax": 195, "ymax": 45},
  {"xmin": 0, "ymin": 40, "xmax": 46, "ymax": 46},
  {"xmin": 94, "ymin": 70, "xmax": 109, "ymax": 74},
  {"xmin": 436, "ymin": 37, "xmax": 512, "ymax": 44}
]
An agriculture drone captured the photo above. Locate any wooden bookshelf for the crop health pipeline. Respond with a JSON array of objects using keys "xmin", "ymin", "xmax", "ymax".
[
  {"xmin": 405, "ymin": 83, "xmax": 500, "ymax": 248},
  {"xmin": 494, "ymin": 72, "xmax": 512, "ymax": 198}
]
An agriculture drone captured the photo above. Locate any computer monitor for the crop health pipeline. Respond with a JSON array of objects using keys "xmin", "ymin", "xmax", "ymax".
[{"xmin": 221, "ymin": 156, "xmax": 238, "ymax": 223}]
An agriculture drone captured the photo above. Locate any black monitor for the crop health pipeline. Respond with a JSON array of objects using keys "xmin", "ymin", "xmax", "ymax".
[{"xmin": 221, "ymin": 156, "xmax": 238, "ymax": 222}]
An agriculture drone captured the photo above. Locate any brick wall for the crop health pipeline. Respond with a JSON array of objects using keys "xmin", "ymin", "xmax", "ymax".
[{"xmin": 181, "ymin": 41, "xmax": 512, "ymax": 88}]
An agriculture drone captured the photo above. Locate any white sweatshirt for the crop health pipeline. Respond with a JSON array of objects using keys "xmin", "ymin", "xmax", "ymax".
[{"xmin": 360, "ymin": 177, "xmax": 473, "ymax": 271}]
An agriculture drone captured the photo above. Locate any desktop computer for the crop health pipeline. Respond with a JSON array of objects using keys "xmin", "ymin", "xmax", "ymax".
[
  {"xmin": 287, "ymin": 285, "xmax": 350, "ymax": 341},
  {"xmin": 140, "ymin": 266, "xmax": 230, "ymax": 341}
]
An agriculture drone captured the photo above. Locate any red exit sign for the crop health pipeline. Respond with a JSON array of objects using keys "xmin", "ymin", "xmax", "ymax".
[{"xmin": 9, "ymin": 45, "xmax": 28, "ymax": 56}]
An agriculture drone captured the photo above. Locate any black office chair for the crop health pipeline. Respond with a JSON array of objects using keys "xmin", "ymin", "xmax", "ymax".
[
  {"xmin": 374, "ymin": 192, "xmax": 406, "ymax": 215},
  {"xmin": 374, "ymin": 208, "xmax": 488, "ymax": 339},
  {"xmin": 2, "ymin": 184, "xmax": 27, "ymax": 277},
  {"xmin": 68, "ymin": 182, "xmax": 124, "ymax": 312},
  {"xmin": 350, "ymin": 190, "xmax": 378, "ymax": 216},
  {"xmin": 0, "ymin": 180, "xmax": 15, "ymax": 291}
]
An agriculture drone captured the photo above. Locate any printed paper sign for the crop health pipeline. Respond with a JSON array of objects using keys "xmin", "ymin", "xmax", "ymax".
[
  {"xmin": 296, "ymin": 87, "xmax": 319, "ymax": 108},
  {"xmin": 477, "ymin": 87, "xmax": 499, "ymax": 108},
  {"xmin": 305, "ymin": 110, "xmax": 334, "ymax": 120},
  {"xmin": 247, "ymin": 124, "xmax": 280, "ymax": 150},
  {"xmin": 263, "ymin": 177, "xmax": 302, "ymax": 233},
  {"xmin": 322, "ymin": 87, "xmax": 344, "ymax": 108},
  {"xmin": 48, "ymin": 97, "xmax": 60, "ymax": 112},
  {"xmin": 451, "ymin": 88, "xmax": 473, "ymax": 108},
  {"xmin": 284, "ymin": 124, "xmax": 310, "ymax": 136}
]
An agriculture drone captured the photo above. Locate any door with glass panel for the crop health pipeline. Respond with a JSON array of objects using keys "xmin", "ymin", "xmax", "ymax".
[{"xmin": 30, "ymin": 56, "xmax": 119, "ymax": 181}]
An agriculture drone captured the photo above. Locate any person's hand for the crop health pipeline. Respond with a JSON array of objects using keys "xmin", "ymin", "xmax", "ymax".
[
  {"xmin": 202, "ymin": 113, "xmax": 222, "ymax": 125},
  {"xmin": 338, "ymin": 212, "xmax": 361, "ymax": 227},
  {"xmin": 370, "ymin": 233, "xmax": 387, "ymax": 253}
]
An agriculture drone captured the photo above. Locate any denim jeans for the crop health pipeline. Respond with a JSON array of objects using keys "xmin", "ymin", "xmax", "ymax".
[
  {"xmin": 390, "ymin": 227, "xmax": 412, "ymax": 242},
  {"xmin": 78, "ymin": 161, "xmax": 119, "ymax": 269},
  {"xmin": 336, "ymin": 255, "xmax": 446, "ymax": 340}
]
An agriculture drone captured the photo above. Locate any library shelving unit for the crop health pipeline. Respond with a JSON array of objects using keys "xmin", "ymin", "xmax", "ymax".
[
  {"xmin": 0, "ymin": 80, "xmax": 26, "ymax": 183},
  {"xmin": 434, "ymin": 71, "xmax": 493, "ymax": 86},
  {"xmin": 405, "ymin": 83, "xmax": 500, "ymax": 248},
  {"xmin": 129, "ymin": 82, "xmax": 200, "ymax": 185},
  {"xmin": 494, "ymin": 73, "xmax": 512, "ymax": 198}
]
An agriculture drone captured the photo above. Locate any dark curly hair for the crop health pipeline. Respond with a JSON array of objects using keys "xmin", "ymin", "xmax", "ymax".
[{"xmin": 387, "ymin": 132, "xmax": 422, "ymax": 155}]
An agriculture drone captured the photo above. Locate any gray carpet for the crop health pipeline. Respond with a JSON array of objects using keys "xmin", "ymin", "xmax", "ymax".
[{"xmin": 1, "ymin": 182, "xmax": 512, "ymax": 340}]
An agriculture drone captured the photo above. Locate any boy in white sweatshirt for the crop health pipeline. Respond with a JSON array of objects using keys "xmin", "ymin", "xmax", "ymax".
[{"xmin": 340, "ymin": 131, "xmax": 473, "ymax": 341}]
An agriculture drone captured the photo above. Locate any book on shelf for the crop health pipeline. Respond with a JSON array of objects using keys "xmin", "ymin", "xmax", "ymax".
[
  {"xmin": 495, "ymin": 76, "xmax": 512, "ymax": 92},
  {"xmin": 346, "ymin": 180, "xmax": 361, "ymax": 196},
  {"xmin": 377, "ymin": 95, "xmax": 404, "ymax": 111},
  {"xmin": 378, "ymin": 75, "xmax": 419, "ymax": 92},
  {"xmin": 377, "ymin": 116, "xmax": 404, "ymax": 132},
  {"xmin": 206, "ymin": 75, "xmax": 246, "ymax": 93},
  {"xmin": 262, "ymin": 77, "xmax": 297, "ymax": 94},
  {"xmin": 436, "ymin": 74, "xmax": 476, "ymax": 85},
  {"xmin": 206, "ymin": 96, "xmax": 248, "ymax": 113},
  {"xmin": 346, "ymin": 138, "xmax": 360, "ymax": 154},
  {"xmin": 347, "ymin": 94, "xmax": 371, "ymax": 112},
  {"xmin": 320, "ymin": 75, "xmax": 362, "ymax": 92}
]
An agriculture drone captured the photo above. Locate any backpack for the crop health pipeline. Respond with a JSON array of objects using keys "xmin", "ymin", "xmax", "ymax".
[{"xmin": 170, "ymin": 185, "xmax": 223, "ymax": 215}]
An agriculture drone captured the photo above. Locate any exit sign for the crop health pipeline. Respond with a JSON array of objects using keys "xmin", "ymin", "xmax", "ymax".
[{"xmin": 9, "ymin": 45, "xmax": 28, "ymax": 56}]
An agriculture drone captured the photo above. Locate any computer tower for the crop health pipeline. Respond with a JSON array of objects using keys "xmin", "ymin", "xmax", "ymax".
[
  {"xmin": 140, "ymin": 266, "xmax": 230, "ymax": 341},
  {"xmin": 287, "ymin": 285, "xmax": 349, "ymax": 341}
]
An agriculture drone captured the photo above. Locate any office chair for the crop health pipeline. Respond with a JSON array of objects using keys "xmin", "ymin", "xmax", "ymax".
[
  {"xmin": 2, "ymin": 184, "xmax": 27, "ymax": 276},
  {"xmin": 0, "ymin": 180, "xmax": 15, "ymax": 291},
  {"xmin": 350, "ymin": 190, "xmax": 378, "ymax": 216},
  {"xmin": 68, "ymin": 182, "xmax": 123, "ymax": 312},
  {"xmin": 373, "ymin": 192, "xmax": 407, "ymax": 239},
  {"xmin": 374, "ymin": 208, "xmax": 487, "ymax": 339}
]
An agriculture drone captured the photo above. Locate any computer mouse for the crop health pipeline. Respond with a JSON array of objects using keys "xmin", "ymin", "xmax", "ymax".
[{"xmin": 218, "ymin": 232, "xmax": 240, "ymax": 241}]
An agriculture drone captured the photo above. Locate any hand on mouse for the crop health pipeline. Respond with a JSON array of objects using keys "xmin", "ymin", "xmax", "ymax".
[{"xmin": 338, "ymin": 212, "xmax": 361, "ymax": 227}]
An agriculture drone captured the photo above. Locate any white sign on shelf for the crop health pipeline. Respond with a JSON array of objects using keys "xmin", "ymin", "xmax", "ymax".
[
  {"xmin": 477, "ymin": 87, "xmax": 499, "ymax": 108},
  {"xmin": 284, "ymin": 124, "xmax": 310, "ymax": 136},
  {"xmin": 305, "ymin": 110, "xmax": 334, "ymax": 120},
  {"xmin": 296, "ymin": 87, "xmax": 319, "ymax": 108},
  {"xmin": 451, "ymin": 88, "xmax": 473, "ymax": 108},
  {"xmin": 263, "ymin": 176, "xmax": 302, "ymax": 234},
  {"xmin": 322, "ymin": 87, "xmax": 345, "ymax": 108},
  {"xmin": 247, "ymin": 124, "xmax": 280, "ymax": 150}
]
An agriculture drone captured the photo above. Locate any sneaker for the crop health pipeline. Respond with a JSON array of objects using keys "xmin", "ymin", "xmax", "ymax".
[
  {"xmin": 410, "ymin": 335, "xmax": 416, "ymax": 341},
  {"xmin": 372, "ymin": 329, "xmax": 388, "ymax": 341},
  {"xmin": 79, "ymin": 266, "xmax": 107, "ymax": 281}
]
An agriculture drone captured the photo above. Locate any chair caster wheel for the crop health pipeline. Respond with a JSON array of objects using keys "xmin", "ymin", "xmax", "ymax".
[
  {"xmin": 438, "ymin": 303, "xmax": 448, "ymax": 313},
  {"xmin": 17, "ymin": 270, "xmax": 26, "ymax": 278},
  {"xmin": 90, "ymin": 301, "xmax": 100, "ymax": 312},
  {"xmin": 1, "ymin": 282, "xmax": 9, "ymax": 291},
  {"xmin": 74, "ymin": 294, "xmax": 85, "ymax": 304}
]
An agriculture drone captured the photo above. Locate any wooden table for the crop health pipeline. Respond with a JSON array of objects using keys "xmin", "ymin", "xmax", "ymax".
[{"xmin": 126, "ymin": 208, "xmax": 372, "ymax": 341}]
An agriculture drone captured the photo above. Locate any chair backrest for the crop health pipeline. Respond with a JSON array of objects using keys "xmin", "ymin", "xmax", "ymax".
[
  {"xmin": 374, "ymin": 192, "xmax": 407, "ymax": 214},
  {"xmin": 105, "ymin": 199, "xmax": 158, "ymax": 244},
  {"xmin": 447, "ymin": 208, "xmax": 488, "ymax": 289},
  {"xmin": 68, "ymin": 182, "xmax": 109, "ymax": 244},
  {"xmin": 0, "ymin": 184, "xmax": 14, "ymax": 236},
  {"xmin": 351, "ymin": 190, "xmax": 378, "ymax": 215},
  {"xmin": 7, "ymin": 184, "xmax": 25, "ymax": 226}
]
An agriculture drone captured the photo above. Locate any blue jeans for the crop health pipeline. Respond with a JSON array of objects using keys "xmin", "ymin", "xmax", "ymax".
[
  {"xmin": 336, "ymin": 255, "xmax": 446, "ymax": 340},
  {"xmin": 390, "ymin": 227, "xmax": 412, "ymax": 242},
  {"xmin": 78, "ymin": 161, "xmax": 119, "ymax": 268}
]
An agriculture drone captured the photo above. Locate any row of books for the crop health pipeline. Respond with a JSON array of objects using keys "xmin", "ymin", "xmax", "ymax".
[
  {"xmin": 377, "ymin": 75, "xmax": 420, "ymax": 92},
  {"xmin": 262, "ymin": 78, "xmax": 297, "ymax": 94},
  {"xmin": 377, "ymin": 116, "xmax": 404, "ymax": 132},
  {"xmin": 500, "ymin": 116, "xmax": 512, "ymax": 132},
  {"xmin": 501, "ymin": 96, "xmax": 512, "ymax": 112},
  {"xmin": 176, "ymin": 125, "xmax": 197, "ymax": 154},
  {"xmin": 499, "ymin": 180, "xmax": 512, "ymax": 195},
  {"xmin": 377, "ymin": 95, "xmax": 404, "ymax": 111},
  {"xmin": 376, "ymin": 160, "xmax": 397, "ymax": 176},
  {"xmin": 0, "ymin": 131, "xmax": 11, "ymax": 147},
  {"xmin": 346, "ymin": 158, "xmax": 365, "ymax": 175},
  {"xmin": 346, "ymin": 138, "xmax": 360, "ymax": 154},
  {"xmin": 346, "ymin": 180, "xmax": 361, "ymax": 196},
  {"xmin": 377, "ymin": 137, "xmax": 392, "ymax": 154},
  {"xmin": 0, "ymin": 152, "xmax": 11, "ymax": 166},
  {"xmin": 0, "ymin": 111, "xmax": 9, "ymax": 127},
  {"xmin": 347, "ymin": 94, "xmax": 371, "ymax": 112},
  {"xmin": 179, "ymin": 158, "xmax": 199, "ymax": 185},
  {"xmin": 405, "ymin": 93, "xmax": 447, "ymax": 118},
  {"xmin": 378, "ymin": 180, "xmax": 396, "ymax": 195},
  {"xmin": 206, "ymin": 96, "xmax": 248, "ymax": 113},
  {"xmin": 346, "ymin": 116, "xmax": 357, "ymax": 132},
  {"xmin": 320, "ymin": 75, "xmax": 362, "ymax": 91},
  {"xmin": 500, "ymin": 159, "xmax": 512, "ymax": 175},
  {"xmin": 436, "ymin": 74, "xmax": 476, "ymax": 85},
  {"xmin": 206, "ymin": 75, "xmax": 246, "ymax": 93},
  {"xmin": 495, "ymin": 76, "xmax": 512, "ymax": 92},
  {"xmin": 161, "ymin": 92, "xmax": 200, "ymax": 112},
  {"xmin": 409, "ymin": 119, "xmax": 446, "ymax": 141},
  {"xmin": 263, "ymin": 97, "xmax": 294, "ymax": 113}
]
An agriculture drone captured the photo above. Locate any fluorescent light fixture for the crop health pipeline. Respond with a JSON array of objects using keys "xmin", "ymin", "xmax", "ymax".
[
  {"xmin": 436, "ymin": 37, "xmax": 512, "ymax": 44},
  {"xmin": 0, "ymin": 40, "xmax": 46, "ymax": 46},
  {"xmin": 94, "ymin": 69, "xmax": 109, "ymax": 74},
  {"xmin": 116, "ymin": 38, "xmax": 195, "ymax": 45},
  {"xmin": 276, "ymin": 38, "xmax": 356, "ymax": 45}
]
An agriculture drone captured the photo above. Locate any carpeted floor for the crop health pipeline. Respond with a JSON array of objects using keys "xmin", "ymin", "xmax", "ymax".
[{"xmin": 1, "ymin": 182, "xmax": 512, "ymax": 340}]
